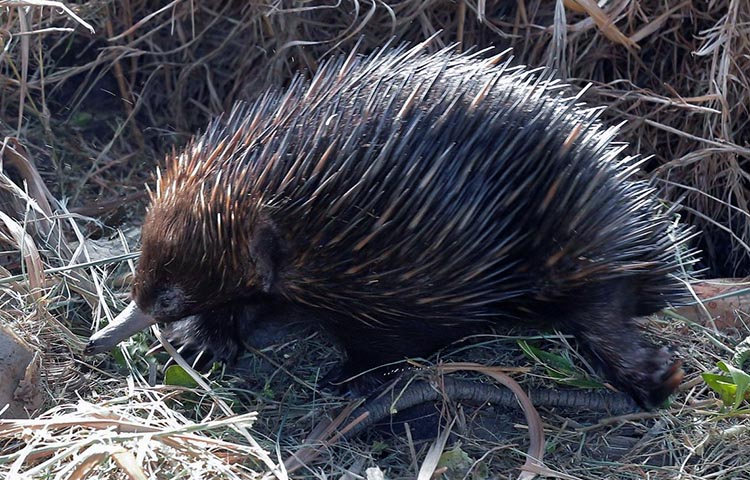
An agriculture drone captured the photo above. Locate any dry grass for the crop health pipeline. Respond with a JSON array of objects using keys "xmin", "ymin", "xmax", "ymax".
[{"xmin": 0, "ymin": 0, "xmax": 749, "ymax": 478}]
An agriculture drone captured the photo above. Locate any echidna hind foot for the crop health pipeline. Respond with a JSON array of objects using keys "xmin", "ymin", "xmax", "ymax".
[
  {"xmin": 593, "ymin": 340, "xmax": 682, "ymax": 409},
  {"xmin": 571, "ymin": 312, "xmax": 683, "ymax": 409},
  {"xmin": 543, "ymin": 278, "xmax": 685, "ymax": 408}
]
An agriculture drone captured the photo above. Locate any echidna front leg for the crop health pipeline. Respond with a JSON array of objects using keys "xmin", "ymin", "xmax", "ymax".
[
  {"xmin": 321, "ymin": 336, "xmax": 411, "ymax": 396},
  {"xmin": 567, "ymin": 305, "xmax": 683, "ymax": 408},
  {"xmin": 323, "ymin": 321, "xmax": 475, "ymax": 396}
]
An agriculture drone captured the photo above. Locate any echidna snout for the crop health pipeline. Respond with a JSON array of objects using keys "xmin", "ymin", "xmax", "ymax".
[{"xmin": 86, "ymin": 45, "xmax": 696, "ymax": 409}]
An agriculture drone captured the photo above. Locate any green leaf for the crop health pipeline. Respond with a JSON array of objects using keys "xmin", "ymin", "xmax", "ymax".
[
  {"xmin": 701, "ymin": 372, "xmax": 737, "ymax": 405},
  {"xmin": 519, "ymin": 340, "xmax": 575, "ymax": 371},
  {"xmin": 261, "ymin": 382, "xmax": 275, "ymax": 400},
  {"xmin": 111, "ymin": 346, "xmax": 126, "ymax": 367},
  {"xmin": 369, "ymin": 440, "xmax": 389, "ymax": 455},
  {"xmin": 164, "ymin": 365, "xmax": 199, "ymax": 388},
  {"xmin": 732, "ymin": 336, "xmax": 750, "ymax": 369},
  {"xmin": 518, "ymin": 340, "xmax": 604, "ymax": 389},
  {"xmin": 437, "ymin": 446, "xmax": 472, "ymax": 479},
  {"xmin": 718, "ymin": 361, "xmax": 750, "ymax": 409},
  {"xmin": 71, "ymin": 112, "xmax": 93, "ymax": 127}
]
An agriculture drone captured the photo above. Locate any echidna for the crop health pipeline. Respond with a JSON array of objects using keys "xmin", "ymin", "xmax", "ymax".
[{"xmin": 85, "ymin": 44, "xmax": 695, "ymax": 408}]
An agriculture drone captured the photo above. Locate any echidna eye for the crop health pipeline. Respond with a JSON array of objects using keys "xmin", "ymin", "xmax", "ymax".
[
  {"xmin": 152, "ymin": 285, "xmax": 186, "ymax": 319},
  {"xmin": 156, "ymin": 295, "xmax": 171, "ymax": 311}
]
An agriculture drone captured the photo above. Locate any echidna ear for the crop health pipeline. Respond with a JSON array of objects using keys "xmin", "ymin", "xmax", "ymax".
[{"xmin": 249, "ymin": 220, "xmax": 283, "ymax": 293}]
